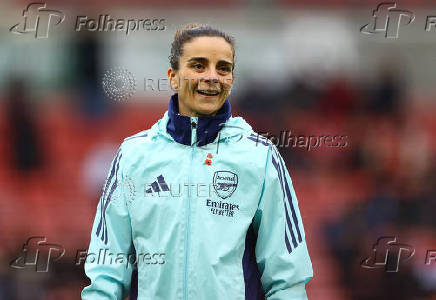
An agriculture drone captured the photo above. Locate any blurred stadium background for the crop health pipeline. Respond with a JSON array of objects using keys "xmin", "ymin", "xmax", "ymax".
[{"xmin": 0, "ymin": 0, "xmax": 435, "ymax": 299}]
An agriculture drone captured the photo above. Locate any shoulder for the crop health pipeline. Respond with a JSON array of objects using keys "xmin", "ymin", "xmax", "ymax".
[
  {"xmin": 225, "ymin": 115, "xmax": 277, "ymax": 164},
  {"xmin": 245, "ymin": 130, "xmax": 280, "ymax": 163},
  {"xmin": 119, "ymin": 111, "xmax": 165, "ymax": 152},
  {"xmin": 123, "ymin": 129, "xmax": 151, "ymax": 143},
  {"xmin": 116, "ymin": 127, "xmax": 155, "ymax": 164},
  {"xmin": 122, "ymin": 129, "xmax": 152, "ymax": 148}
]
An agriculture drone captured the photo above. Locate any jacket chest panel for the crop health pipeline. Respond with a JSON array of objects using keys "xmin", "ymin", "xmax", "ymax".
[{"xmin": 126, "ymin": 145, "xmax": 263, "ymax": 236}]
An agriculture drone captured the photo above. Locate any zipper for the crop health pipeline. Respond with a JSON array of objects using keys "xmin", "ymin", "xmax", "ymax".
[{"xmin": 184, "ymin": 116, "xmax": 197, "ymax": 300}]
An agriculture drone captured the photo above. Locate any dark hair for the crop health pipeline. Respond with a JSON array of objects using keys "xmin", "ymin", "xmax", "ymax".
[{"xmin": 169, "ymin": 23, "xmax": 235, "ymax": 71}]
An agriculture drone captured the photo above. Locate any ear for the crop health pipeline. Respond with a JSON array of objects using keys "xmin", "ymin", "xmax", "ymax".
[{"xmin": 167, "ymin": 68, "xmax": 179, "ymax": 90}]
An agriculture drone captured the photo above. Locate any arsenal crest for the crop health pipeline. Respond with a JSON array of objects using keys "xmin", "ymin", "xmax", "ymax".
[{"xmin": 213, "ymin": 171, "xmax": 238, "ymax": 199}]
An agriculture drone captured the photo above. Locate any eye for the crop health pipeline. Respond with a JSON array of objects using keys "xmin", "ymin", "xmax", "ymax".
[
  {"xmin": 218, "ymin": 65, "xmax": 231, "ymax": 73},
  {"xmin": 192, "ymin": 63, "xmax": 204, "ymax": 71}
]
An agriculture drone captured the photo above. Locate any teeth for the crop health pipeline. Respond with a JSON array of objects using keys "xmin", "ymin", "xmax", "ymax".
[{"xmin": 198, "ymin": 90, "xmax": 219, "ymax": 96}]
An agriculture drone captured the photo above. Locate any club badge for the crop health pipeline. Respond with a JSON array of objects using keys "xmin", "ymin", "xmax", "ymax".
[{"xmin": 213, "ymin": 171, "xmax": 238, "ymax": 199}]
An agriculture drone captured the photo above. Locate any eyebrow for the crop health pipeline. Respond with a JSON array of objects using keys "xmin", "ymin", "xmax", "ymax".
[{"xmin": 187, "ymin": 57, "xmax": 233, "ymax": 67}]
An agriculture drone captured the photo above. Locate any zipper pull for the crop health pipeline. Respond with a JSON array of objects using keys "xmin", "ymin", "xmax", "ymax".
[{"xmin": 190, "ymin": 117, "xmax": 198, "ymax": 147}]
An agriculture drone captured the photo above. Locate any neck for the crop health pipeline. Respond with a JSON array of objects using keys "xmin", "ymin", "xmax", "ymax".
[
  {"xmin": 177, "ymin": 98, "xmax": 218, "ymax": 117},
  {"xmin": 166, "ymin": 93, "xmax": 232, "ymax": 146}
]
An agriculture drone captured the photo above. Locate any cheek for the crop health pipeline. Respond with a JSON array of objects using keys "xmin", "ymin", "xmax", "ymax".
[
  {"xmin": 181, "ymin": 72, "xmax": 200, "ymax": 91},
  {"xmin": 224, "ymin": 74, "xmax": 233, "ymax": 84},
  {"xmin": 221, "ymin": 76, "xmax": 233, "ymax": 92}
]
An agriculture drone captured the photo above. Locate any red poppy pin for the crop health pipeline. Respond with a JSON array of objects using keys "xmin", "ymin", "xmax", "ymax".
[{"xmin": 204, "ymin": 153, "xmax": 213, "ymax": 165}]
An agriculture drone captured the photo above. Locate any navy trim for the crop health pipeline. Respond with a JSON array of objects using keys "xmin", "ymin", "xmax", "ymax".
[
  {"xmin": 124, "ymin": 132, "xmax": 148, "ymax": 141},
  {"xmin": 243, "ymin": 223, "xmax": 265, "ymax": 300},
  {"xmin": 96, "ymin": 150, "xmax": 122, "ymax": 244},
  {"xmin": 247, "ymin": 137, "xmax": 269, "ymax": 146},
  {"xmin": 96, "ymin": 149, "xmax": 121, "ymax": 237},
  {"xmin": 130, "ymin": 268, "xmax": 138, "ymax": 300},
  {"xmin": 277, "ymin": 155, "xmax": 303, "ymax": 243},
  {"xmin": 247, "ymin": 133, "xmax": 269, "ymax": 146},
  {"xmin": 166, "ymin": 93, "xmax": 231, "ymax": 146},
  {"xmin": 103, "ymin": 153, "xmax": 122, "ymax": 244},
  {"xmin": 271, "ymin": 154, "xmax": 297, "ymax": 252},
  {"xmin": 285, "ymin": 233, "xmax": 293, "ymax": 254}
]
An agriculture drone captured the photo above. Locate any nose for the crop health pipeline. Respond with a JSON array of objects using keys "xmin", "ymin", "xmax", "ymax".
[{"xmin": 202, "ymin": 67, "xmax": 219, "ymax": 84}]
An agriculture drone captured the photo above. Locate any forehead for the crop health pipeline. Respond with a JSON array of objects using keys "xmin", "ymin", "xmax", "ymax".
[{"xmin": 181, "ymin": 36, "xmax": 233, "ymax": 63}]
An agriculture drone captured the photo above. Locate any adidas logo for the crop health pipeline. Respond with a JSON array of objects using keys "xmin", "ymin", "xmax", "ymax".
[{"xmin": 145, "ymin": 175, "xmax": 169, "ymax": 194}]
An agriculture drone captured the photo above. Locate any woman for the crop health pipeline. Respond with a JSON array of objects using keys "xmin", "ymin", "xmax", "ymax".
[{"xmin": 82, "ymin": 23, "xmax": 313, "ymax": 300}]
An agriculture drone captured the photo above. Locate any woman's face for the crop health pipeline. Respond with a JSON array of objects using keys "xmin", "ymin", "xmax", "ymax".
[{"xmin": 168, "ymin": 36, "xmax": 234, "ymax": 117}]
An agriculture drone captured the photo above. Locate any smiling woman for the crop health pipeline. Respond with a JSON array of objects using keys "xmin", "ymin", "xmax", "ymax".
[{"xmin": 81, "ymin": 23, "xmax": 313, "ymax": 300}]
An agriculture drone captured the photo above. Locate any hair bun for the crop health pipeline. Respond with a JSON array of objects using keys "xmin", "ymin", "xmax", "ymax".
[{"xmin": 174, "ymin": 23, "xmax": 206, "ymax": 39}]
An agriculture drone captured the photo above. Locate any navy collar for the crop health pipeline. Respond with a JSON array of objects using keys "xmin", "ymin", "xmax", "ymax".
[{"xmin": 166, "ymin": 93, "xmax": 231, "ymax": 146}]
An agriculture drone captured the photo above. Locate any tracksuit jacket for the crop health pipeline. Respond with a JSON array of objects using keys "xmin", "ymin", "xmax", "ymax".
[{"xmin": 81, "ymin": 93, "xmax": 313, "ymax": 300}]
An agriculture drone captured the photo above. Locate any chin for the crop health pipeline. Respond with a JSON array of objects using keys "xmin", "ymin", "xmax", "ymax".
[{"xmin": 195, "ymin": 102, "xmax": 222, "ymax": 116}]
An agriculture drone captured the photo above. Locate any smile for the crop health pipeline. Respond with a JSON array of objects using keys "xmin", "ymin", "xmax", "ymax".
[{"xmin": 197, "ymin": 89, "xmax": 220, "ymax": 96}]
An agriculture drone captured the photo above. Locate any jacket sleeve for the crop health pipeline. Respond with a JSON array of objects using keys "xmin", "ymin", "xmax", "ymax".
[
  {"xmin": 81, "ymin": 147, "xmax": 135, "ymax": 300},
  {"xmin": 253, "ymin": 145, "xmax": 313, "ymax": 300}
]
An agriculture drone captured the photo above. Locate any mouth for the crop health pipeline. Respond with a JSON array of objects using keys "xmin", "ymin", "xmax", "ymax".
[{"xmin": 196, "ymin": 89, "xmax": 220, "ymax": 97}]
